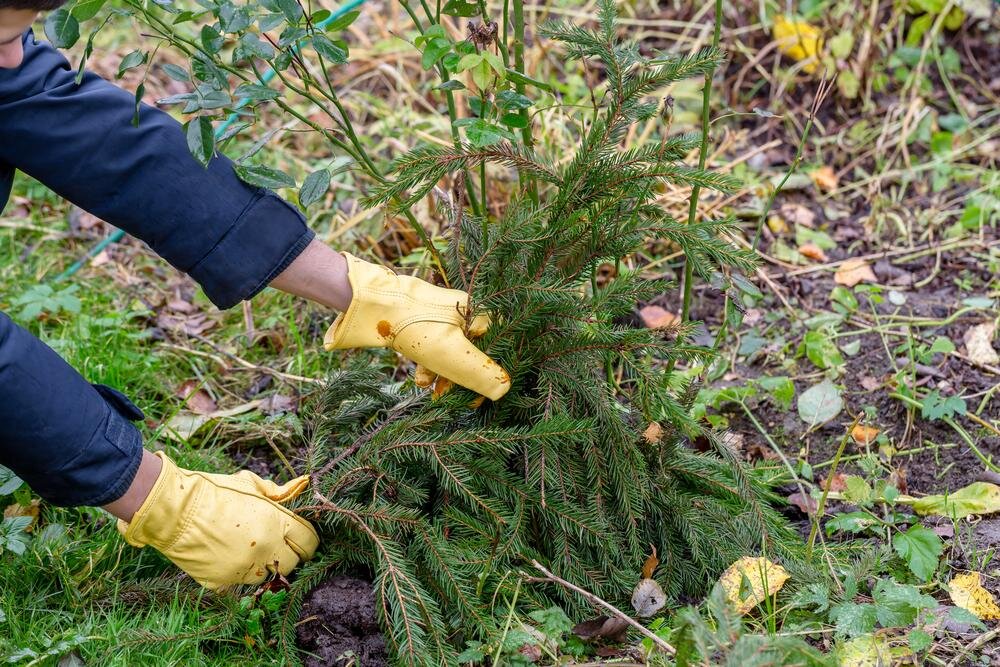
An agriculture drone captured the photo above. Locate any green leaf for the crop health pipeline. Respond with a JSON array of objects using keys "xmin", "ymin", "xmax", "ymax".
[
  {"xmin": 797, "ymin": 380, "xmax": 843, "ymax": 426},
  {"xmin": 442, "ymin": 0, "xmax": 480, "ymax": 17},
  {"xmin": 200, "ymin": 25, "xmax": 224, "ymax": 53},
  {"xmin": 497, "ymin": 90, "xmax": 534, "ymax": 111},
  {"xmin": 920, "ymin": 390, "xmax": 966, "ymax": 420},
  {"xmin": 275, "ymin": 0, "xmax": 302, "ymax": 23},
  {"xmin": 802, "ymin": 331, "xmax": 845, "ymax": 370},
  {"xmin": 162, "ymin": 63, "xmax": 190, "ymax": 82},
  {"xmin": 459, "ymin": 118, "xmax": 507, "ymax": 147},
  {"xmin": 324, "ymin": 9, "xmax": 360, "ymax": 31},
  {"xmin": 872, "ymin": 578, "xmax": 936, "ymax": 627},
  {"xmin": 117, "ymin": 50, "xmax": 147, "ymax": 79},
  {"xmin": 299, "ymin": 169, "xmax": 331, "ymax": 208},
  {"xmin": 312, "ymin": 33, "xmax": 348, "ymax": 64},
  {"xmin": 758, "ymin": 376, "xmax": 794, "ymax": 410},
  {"xmin": 892, "ymin": 524, "xmax": 942, "ymax": 581},
  {"xmin": 422, "ymin": 37, "xmax": 452, "ymax": 70},
  {"xmin": 71, "ymin": 0, "xmax": 107, "ymax": 22},
  {"xmin": 45, "ymin": 9, "xmax": 80, "ymax": 48},
  {"xmin": 0, "ymin": 466, "xmax": 23, "ymax": 496},
  {"xmin": 907, "ymin": 628, "xmax": 931, "ymax": 652},
  {"xmin": 825, "ymin": 511, "xmax": 879, "ymax": 535},
  {"xmin": 843, "ymin": 476, "xmax": 873, "ymax": 504},
  {"xmin": 233, "ymin": 83, "xmax": 281, "ymax": 101},
  {"xmin": 829, "ymin": 602, "xmax": 878, "ymax": 637},
  {"xmin": 235, "ymin": 164, "xmax": 296, "ymax": 190},
  {"xmin": 186, "ymin": 117, "xmax": 215, "ymax": 168},
  {"xmin": 435, "ymin": 79, "xmax": 465, "ymax": 91},
  {"xmin": 219, "ymin": 3, "xmax": 252, "ymax": 33},
  {"xmin": 235, "ymin": 33, "xmax": 276, "ymax": 60}
]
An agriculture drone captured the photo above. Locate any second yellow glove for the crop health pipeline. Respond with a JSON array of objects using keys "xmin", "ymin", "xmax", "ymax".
[
  {"xmin": 324, "ymin": 253, "xmax": 511, "ymax": 401},
  {"xmin": 117, "ymin": 452, "xmax": 319, "ymax": 590}
]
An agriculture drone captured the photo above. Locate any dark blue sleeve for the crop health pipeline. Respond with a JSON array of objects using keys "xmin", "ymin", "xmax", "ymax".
[
  {"xmin": 0, "ymin": 311, "xmax": 144, "ymax": 507},
  {"xmin": 0, "ymin": 31, "xmax": 314, "ymax": 309}
]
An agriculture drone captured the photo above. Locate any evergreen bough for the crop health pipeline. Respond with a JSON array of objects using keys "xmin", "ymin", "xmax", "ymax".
[{"xmin": 288, "ymin": 4, "xmax": 799, "ymax": 663}]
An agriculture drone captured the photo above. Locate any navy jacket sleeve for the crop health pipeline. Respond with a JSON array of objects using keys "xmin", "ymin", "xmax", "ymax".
[{"xmin": 0, "ymin": 30, "xmax": 314, "ymax": 309}]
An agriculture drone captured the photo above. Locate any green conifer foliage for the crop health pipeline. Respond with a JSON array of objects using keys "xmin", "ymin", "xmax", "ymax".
[{"xmin": 288, "ymin": 4, "xmax": 799, "ymax": 664}]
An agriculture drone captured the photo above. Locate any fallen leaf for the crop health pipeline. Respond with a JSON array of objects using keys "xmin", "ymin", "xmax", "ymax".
[
  {"xmin": 787, "ymin": 491, "xmax": 818, "ymax": 515},
  {"xmin": 767, "ymin": 215, "xmax": 789, "ymax": 235},
  {"xmin": 798, "ymin": 243, "xmax": 828, "ymax": 262},
  {"xmin": 176, "ymin": 380, "xmax": 217, "ymax": 415},
  {"xmin": 572, "ymin": 616, "xmax": 629, "ymax": 643},
  {"xmin": 156, "ymin": 311, "xmax": 217, "ymax": 336},
  {"xmin": 643, "ymin": 422, "xmax": 663, "ymax": 444},
  {"xmin": 860, "ymin": 375, "xmax": 882, "ymax": 391},
  {"xmin": 260, "ymin": 394, "xmax": 298, "ymax": 415},
  {"xmin": 837, "ymin": 634, "xmax": 892, "ymax": 667},
  {"xmin": 631, "ymin": 578, "xmax": 666, "ymax": 617},
  {"xmin": 779, "ymin": 203, "xmax": 816, "ymax": 227},
  {"xmin": 772, "ymin": 15, "xmax": 823, "ymax": 74},
  {"xmin": 641, "ymin": 545, "xmax": 659, "ymax": 579},
  {"xmin": 809, "ymin": 165, "xmax": 838, "ymax": 192},
  {"xmin": 834, "ymin": 259, "xmax": 877, "ymax": 287},
  {"xmin": 948, "ymin": 572, "xmax": 1000, "ymax": 621},
  {"xmin": 797, "ymin": 380, "xmax": 843, "ymax": 426},
  {"xmin": 964, "ymin": 322, "xmax": 999, "ymax": 365},
  {"xmin": 638, "ymin": 305, "xmax": 679, "ymax": 329},
  {"xmin": 912, "ymin": 482, "xmax": 1000, "ymax": 519},
  {"xmin": 718, "ymin": 557, "xmax": 790, "ymax": 615},
  {"xmin": 3, "ymin": 499, "xmax": 40, "ymax": 532},
  {"xmin": 821, "ymin": 472, "xmax": 848, "ymax": 492},
  {"xmin": 851, "ymin": 424, "xmax": 880, "ymax": 446},
  {"xmin": 164, "ymin": 400, "xmax": 263, "ymax": 442}
]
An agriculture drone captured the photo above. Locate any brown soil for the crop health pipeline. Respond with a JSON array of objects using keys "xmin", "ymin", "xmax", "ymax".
[{"xmin": 296, "ymin": 575, "xmax": 390, "ymax": 667}]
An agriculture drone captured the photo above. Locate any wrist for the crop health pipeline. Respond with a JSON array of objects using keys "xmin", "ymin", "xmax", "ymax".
[
  {"xmin": 270, "ymin": 239, "xmax": 354, "ymax": 312},
  {"xmin": 102, "ymin": 449, "xmax": 163, "ymax": 522}
]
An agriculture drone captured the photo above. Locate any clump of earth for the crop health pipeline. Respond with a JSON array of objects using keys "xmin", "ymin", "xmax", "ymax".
[{"xmin": 296, "ymin": 575, "xmax": 389, "ymax": 667}]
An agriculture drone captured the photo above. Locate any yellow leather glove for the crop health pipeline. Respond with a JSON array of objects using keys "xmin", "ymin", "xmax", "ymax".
[
  {"xmin": 324, "ymin": 253, "xmax": 512, "ymax": 401},
  {"xmin": 117, "ymin": 452, "xmax": 319, "ymax": 590}
]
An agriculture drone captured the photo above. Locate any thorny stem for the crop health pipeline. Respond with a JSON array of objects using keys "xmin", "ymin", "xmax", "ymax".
[
  {"xmin": 679, "ymin": 0, "xmax": 722, "ymax": 325},
  {"xmin": 511, "ymin": 0, "xmax": 538, "ymax": 204}
]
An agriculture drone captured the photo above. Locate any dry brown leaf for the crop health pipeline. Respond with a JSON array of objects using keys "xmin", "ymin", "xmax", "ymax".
[
  {"xmin": 809, "ymin": 165, "xmax": 838, "ymax": 192},
  {"xmin": 718, "ymin": 557, "xmax": 790, "ymax": 615},
  {"xmin": 834, "ymin": 259, "xmax": 877, "ymax": 287},
  {"xmin": 631, "ymin": 578, "xmax": 666, "ymax": 617},
  {"xmin": 259, "ymin": 394, "xmax": 298, "ymax": 415},
  {"xmin": 798, "ymin": 243, "xmax": 829, "ymax": 262},
  {"xmin": 964, "ymin": 322, "xmax": 999, "ymax": 366},
  {"xmin": 638, "ymin": 305, "xmax": 679, "ymax": 329},
  {"xmin": 860, "ymin": 376, "xmax": 882, "ymax": 391},
  {"xmin": 176, "ymin": 380, "xmax": 218, "ymax": 415},
  {"xmin": 851, "ymin": 424, "xmax": 880, "ymax": 446},
  {"xmin": 821, "ymin": 472, "xmax": 848, "ymax": 492},
  {"xmin": 787, "ymin": 491, "xmax": 818, "ymax": 515},
  {"xmin": 780, "ymin": 203, "xmax": 816, "ymax": 227},
  {"xmin": 643, "ymin": 422, "xmax": 663, "ymax": 444},
  {"xmin": 641, "ymin": 545, "xmax": 659, "ymax": 579},
  {"xmin": 949, "ymin": 572, "xmax": 1000, "ymax": 621},
  {"xmin": 3, "ymin": 499, "xmax": 40, "ymax": 532},
  {"xmin": 572, "ymin": 616, "xmax": 629, "ymax": 643}
]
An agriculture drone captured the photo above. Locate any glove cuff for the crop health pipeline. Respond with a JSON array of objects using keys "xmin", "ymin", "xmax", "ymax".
[{"xmin": 117, "ymin": 452, "xmax": 194, "ymax": 551}]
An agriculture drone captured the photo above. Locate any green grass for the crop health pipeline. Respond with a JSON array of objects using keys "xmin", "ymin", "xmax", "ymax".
[{"xmin": 0, "ymin": 171, "xmax": 338, "ymax": 665}]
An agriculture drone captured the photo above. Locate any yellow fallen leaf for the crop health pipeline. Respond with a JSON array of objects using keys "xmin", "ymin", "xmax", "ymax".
[
  {"xmin": 773, "ymin": 16, "xmax": 823, "ymax": 74},
  {"xmin": 949, "ymin": 572, "xmax": 1000, "ymax": 621},
  {"xmin": 851, "ymin": 424, "xmax": 880, "ymax": 446},
  {"xmin": 809, "ymin": 166, "xmax": 839, "ymax": 192},
  {"xmin": 912, "ymin": 482, "xmax": 1000, "ymax": 518},
  {"xmin": 838, "ymin": 634, "xmax": 891, "ymax": 667},
  {"xmin": 834, "ymin": 259, "xmax": 877, "ymax": 287},
  {"xmin": 718, "ymin": 556, "xmax": 789, "ymax": 615},
  {"xmin": 3, "ymin": 499, "xmax": 40, "ymax": 532},
  {"xmin": 767, "ymin": 215, "xmax": 789, "ymax": 235}
]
